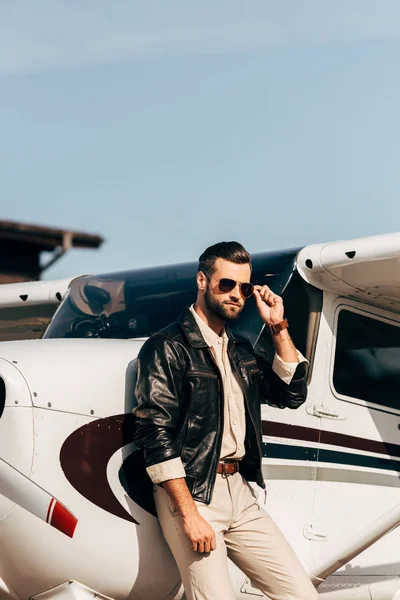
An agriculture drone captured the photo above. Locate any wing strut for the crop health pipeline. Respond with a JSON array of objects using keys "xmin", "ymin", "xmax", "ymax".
[
  {"xmin": 310, "ymin": 500, "xmax": 400, "ymax": 587},
  {"xmin": 0, "ymin": 457, "xmax": 77, "ymax": 537}
]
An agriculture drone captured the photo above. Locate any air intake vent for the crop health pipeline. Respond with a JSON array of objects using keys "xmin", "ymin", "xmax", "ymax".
[{"xmin": 0, "ymin": 377, "xmax": 5, "ymax": 418}]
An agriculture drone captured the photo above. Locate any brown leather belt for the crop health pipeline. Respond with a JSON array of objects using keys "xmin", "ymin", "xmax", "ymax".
[{"xmin": 217, "ymin": 461, "xmax": 239, "ymax": 476}]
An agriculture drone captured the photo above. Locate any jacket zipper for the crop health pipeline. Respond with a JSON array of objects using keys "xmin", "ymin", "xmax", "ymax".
[
  {"xmin": 229, "ymin": 343, "xmax": 265, "ymax": 490},
  {"xmin": 206, "ymin": 348, "xmax": 224, "ymax": 503}
]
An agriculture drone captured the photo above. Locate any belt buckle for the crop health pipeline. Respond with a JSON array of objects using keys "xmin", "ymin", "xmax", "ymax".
[{"xmin": 221, "ymin": 461, "xmax": 236, "ymax": 477}]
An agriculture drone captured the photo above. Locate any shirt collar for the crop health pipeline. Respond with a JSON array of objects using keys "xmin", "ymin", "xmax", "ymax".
[{"xmin": 189, "ymin": 304, "xmax": 227, "ymax": 348}]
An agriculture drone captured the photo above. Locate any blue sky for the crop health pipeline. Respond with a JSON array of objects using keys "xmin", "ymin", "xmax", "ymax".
[{"xmin": 1, "ymin": 1, "xmax": 399, "ymax": 280}]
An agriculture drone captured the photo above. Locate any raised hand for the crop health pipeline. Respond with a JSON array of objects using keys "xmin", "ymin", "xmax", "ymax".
[{"xmin": 253, "ymin": 285, "xmax": 284, "ymax": 325}]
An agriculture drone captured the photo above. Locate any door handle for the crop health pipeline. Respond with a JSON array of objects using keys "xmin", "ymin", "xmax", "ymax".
[
  {"xmin": 303, "ymin": 525, "xmax": 329, "ymax": 541},
  {"xmin": 306, "ymin": 404, "xmax": 345, "ymax": 420}
]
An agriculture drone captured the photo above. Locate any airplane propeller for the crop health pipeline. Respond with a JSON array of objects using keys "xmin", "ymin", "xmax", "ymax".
[{"xmin": 0, "ymin": 457, "xmax": 77, "ymax": 537}]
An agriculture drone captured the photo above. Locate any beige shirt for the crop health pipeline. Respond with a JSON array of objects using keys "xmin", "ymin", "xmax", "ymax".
[
  {"xmin": 189, "ymin": 305, "xmax": 245, "ymax": 461},
  {"xmin": 146, "ymin": 305, "xmax": 306, "ymax": 484}
]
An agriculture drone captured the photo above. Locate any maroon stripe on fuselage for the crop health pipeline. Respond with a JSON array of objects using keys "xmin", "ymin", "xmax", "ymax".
[
  {"xmin": 262, "ymin": 421, "xmax": 400, "ymax": 458},
  {"xmin": 60, "ymin": 414, "xmax": 138, "ymax": 524}
]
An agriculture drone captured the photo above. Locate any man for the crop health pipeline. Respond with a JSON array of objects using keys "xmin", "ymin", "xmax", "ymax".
[{"xmin": 134, "ymin": 242, "xmax": 318, "ymax": 600}]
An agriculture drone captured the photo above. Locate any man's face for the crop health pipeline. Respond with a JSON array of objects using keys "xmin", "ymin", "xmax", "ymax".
[{"xmin": 203, "ymin": 258, "xmax": 251, "ymax": 321}]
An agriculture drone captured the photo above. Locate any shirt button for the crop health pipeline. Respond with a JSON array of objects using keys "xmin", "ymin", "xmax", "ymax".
[{"xmin": 233, "ymin": 420, "xmax": 238, "ymax": 425}]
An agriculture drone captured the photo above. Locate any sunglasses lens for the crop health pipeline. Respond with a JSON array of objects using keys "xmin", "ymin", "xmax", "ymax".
[
  {"xmin": 241, "ymin": 283, "xmax": 254, "ymax": 298},
  {"xmin": 219, "ymin": 278, "xmax": 236, "ymax": 293},
  {"xmin": 218, "ymin": 279, "xmax": 254, "ymax": 298}
]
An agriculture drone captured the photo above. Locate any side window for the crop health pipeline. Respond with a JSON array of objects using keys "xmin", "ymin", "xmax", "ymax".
[
  {"xmin": 0, "ymin": 304, "xmax": 58, "ymax": 342},
  {"xmin": 333, "ymin": 309, "xmax": 400, "ymax": 410}
]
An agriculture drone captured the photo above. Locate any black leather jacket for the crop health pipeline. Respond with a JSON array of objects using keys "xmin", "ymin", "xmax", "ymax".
[{"xmin": 134, "ymin": 307, "xmax": 307, "ymax": 504}]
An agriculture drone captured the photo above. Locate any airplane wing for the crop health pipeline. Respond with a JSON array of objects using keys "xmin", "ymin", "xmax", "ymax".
[
  {"xmin": 0, "ymin": 457, "xmax": 77, "ymax": 537},
  {"xmin": 297, "ymin": 232, "xmax": 400, "ymax": 313}
]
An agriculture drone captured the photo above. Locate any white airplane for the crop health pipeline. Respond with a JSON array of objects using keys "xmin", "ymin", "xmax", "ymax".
[{"xmin": 1, "ymin": 231, "xmax": 400, "ymax": 600}]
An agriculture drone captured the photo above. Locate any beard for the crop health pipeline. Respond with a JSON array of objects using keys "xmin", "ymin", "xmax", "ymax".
[{"xmin": 204, "ymin": 285, "xmax": 244, "ymax": 321}]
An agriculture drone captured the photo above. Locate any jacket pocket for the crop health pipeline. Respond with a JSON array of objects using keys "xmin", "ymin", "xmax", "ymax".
[
  {"xmin": 188, "ymin": 369, "xmax": 219, "ymax": 379},
  {"xmin": 239, "ymin": 359, "xmax": 261, "ymax": 386}
]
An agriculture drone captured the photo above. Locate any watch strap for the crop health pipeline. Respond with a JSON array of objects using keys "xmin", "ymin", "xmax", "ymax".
[{"xmin": 269, "ymin": 319, "xmax": 289, "ymax": 335}]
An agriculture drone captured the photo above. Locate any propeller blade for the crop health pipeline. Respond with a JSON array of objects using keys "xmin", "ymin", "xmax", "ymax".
[{"xmin": 0, "ymin": 457, "xmax": 77, "ymax": 537}]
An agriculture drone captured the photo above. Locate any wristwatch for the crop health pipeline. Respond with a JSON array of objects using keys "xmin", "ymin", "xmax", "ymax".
[{"xmin": 269, "ymin": 319, "xmax": 289, "ymax": 335}]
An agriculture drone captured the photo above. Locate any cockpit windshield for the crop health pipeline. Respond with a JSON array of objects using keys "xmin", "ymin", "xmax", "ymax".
[{"xmin": 44, "ymin": 249, "xmax": 299, "ymax": 346}]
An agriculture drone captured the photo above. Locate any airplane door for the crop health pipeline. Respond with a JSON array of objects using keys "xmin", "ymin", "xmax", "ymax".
[
  {"xmin": 252, "ymin": 331, "xmax": 321, "ymax": 573},
  {"xmin": 308, "ymin": 295, "xmax": 400, "ymax": 579},
  {"xmin": 0, "ymin": 358, "xmax": 34, "ymax": 518},
  {"xmin": 259, "ymin": 401, "xmax": 319, "ymax": 575}
]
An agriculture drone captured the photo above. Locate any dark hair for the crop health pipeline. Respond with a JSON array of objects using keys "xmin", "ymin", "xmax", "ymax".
[{"xmin": 198, "ymin": 241, "xmax": 251, "ymax": 278}]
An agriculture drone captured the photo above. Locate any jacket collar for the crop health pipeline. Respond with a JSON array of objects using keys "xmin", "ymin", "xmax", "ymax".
[{"xmin": 177, "ymin": 306, "xmax": 237, "ymax": 349}]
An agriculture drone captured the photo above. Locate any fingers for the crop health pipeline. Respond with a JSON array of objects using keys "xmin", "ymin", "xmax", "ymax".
[
  {"xmin": 184, "ymin": 513, "xmax": 217, "ymax": 553},
  {"xmin": 195, "ymin": 531, "xmax": 215, "ymax": 553},
  {"xmin": 196, "ymin": 541, "xmax": 205, "ymax": 553},
  {"xmin": 192, "ymin": 539, "xmax": 210, "ymax": 553},
  {"xmin": 253, "ymin": 288, "xmax": 264, "ymax": 311},
  {"xmin": 254, "ymin": 285, "xmax": 282, "ymax": 307},
  {"xmin": 189, "ymin": 529, "xmax": 216, "ymax": 553},
  {"xmin": 210, "ymin": 531, "xmax": 216, "ymax": 551},
  {"xmin": 202, "ymin": 531, "xmax": 216, "ymax": 553}
]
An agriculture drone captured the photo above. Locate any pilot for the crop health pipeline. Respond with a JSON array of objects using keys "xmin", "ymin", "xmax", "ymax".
[{"xmin": 133, "ymin": 242, "xmax": 318, "ymax": 600}]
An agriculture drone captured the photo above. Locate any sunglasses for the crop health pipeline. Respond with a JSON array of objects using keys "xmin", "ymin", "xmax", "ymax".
[{"xmin": 216, "ymin": 278, "xmax": 254, "ymax": 298}]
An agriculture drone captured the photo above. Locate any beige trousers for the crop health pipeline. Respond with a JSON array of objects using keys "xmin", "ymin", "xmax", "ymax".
[{"xmin": 154, "ymin": 472, "xmax": 318, "ymax": 600}]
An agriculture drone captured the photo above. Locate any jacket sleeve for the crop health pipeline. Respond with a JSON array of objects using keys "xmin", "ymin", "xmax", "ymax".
[
  {"xmin": 256, "ymin": 349, "xmax": 308, "ymax": 410},
  {"xmin": 272, "ymin": 350, "xmax": 308, "ymax": 385},
  {"xmin": 133, "ymin": 334, "xmax": 186, "ymax": 469}
]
